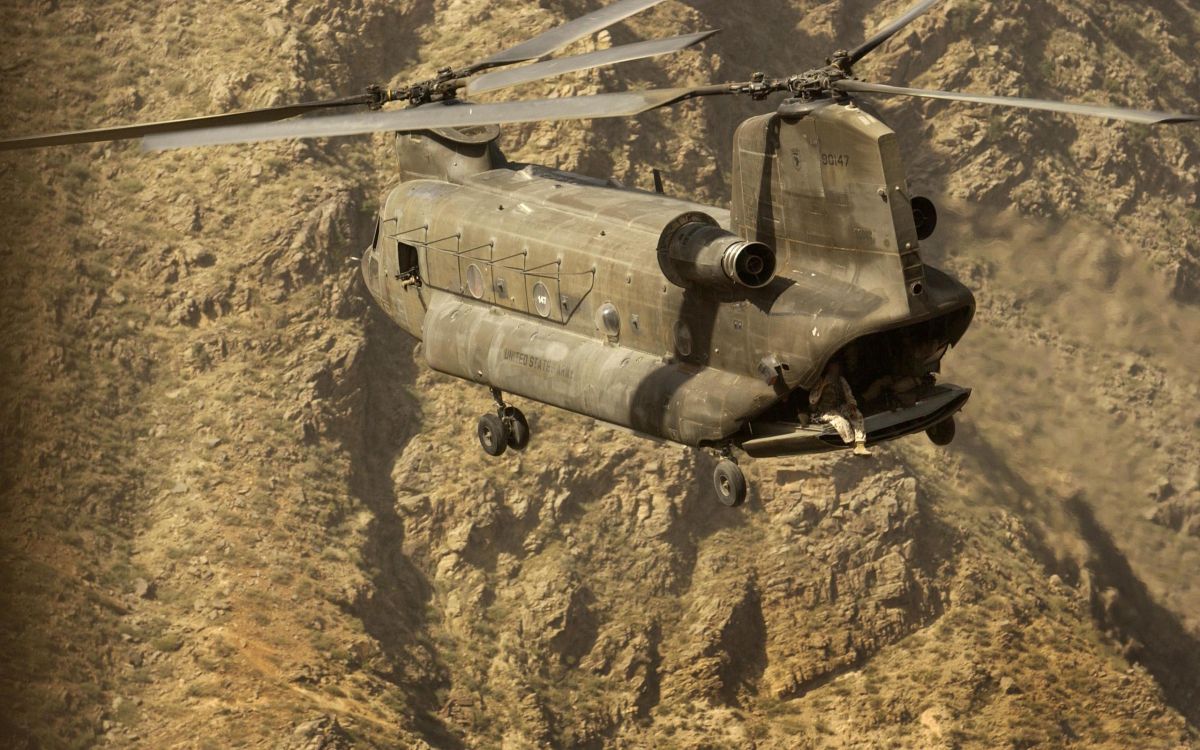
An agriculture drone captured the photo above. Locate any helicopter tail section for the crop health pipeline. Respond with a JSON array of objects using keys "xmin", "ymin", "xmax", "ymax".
[
  {"xmin": 731, "ymin": 101, "xmax": 927, "ymax": 314},
  {"xmin": 733, "ymin": 100, "xmax": 976, "ymax": 399}
]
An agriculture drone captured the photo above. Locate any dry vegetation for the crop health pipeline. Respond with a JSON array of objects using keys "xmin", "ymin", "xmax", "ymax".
[{"xmin": 1, "ymin": 0, "xmax": 1198, "ymax": 748}]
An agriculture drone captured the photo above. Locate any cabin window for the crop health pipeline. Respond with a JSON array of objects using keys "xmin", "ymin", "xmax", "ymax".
[
  {"xmin": 396, "ymin": 241, "xmax": 418, "ymax": 277},
  {"xmin": 532, "ymin": 281, "xmax": 552, "ymax": 318},
  {"xmin": 597, "ymin": 303, "xmax": 620, "ymax": 338},
  {"xmin": 465, "ymin": 263, "xmax": 484, "ymax": 299}
]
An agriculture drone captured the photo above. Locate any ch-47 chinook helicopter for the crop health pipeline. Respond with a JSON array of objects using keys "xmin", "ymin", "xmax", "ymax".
[{"xmin": 4, "ymin": 0, "xmax": 1198, "ymax": 506}]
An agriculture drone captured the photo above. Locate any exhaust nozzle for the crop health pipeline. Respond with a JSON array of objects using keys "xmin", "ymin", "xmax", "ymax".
[{"xmin": 660, "ymin": 217, "xmax": 777, "ymax": 291}]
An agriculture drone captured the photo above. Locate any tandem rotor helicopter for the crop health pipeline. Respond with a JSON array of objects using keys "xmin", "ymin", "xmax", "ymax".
[{"xmin": 4, "ymin": 0, "xmax": 1197, "ymax": 506}]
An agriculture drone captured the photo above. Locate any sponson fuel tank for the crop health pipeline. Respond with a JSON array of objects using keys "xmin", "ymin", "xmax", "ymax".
[{"xmin": 420, "ymin": 292, "xmax": 780, "ymax": 444}]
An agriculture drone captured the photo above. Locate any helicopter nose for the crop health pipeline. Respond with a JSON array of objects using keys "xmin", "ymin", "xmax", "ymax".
[{"xmin": 359, "ymin": 246, "xmax": 380, "ymax": 299}]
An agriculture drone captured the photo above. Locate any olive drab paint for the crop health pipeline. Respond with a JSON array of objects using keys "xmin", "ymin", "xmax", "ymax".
[{"xmin": 361, "ymin": 101, "xmax": 975, "ymax": 452}]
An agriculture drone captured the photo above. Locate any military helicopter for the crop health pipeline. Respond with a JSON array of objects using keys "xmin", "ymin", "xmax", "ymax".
[{"xmin": 4, "ymin": 0, "xmax": 1197, "ymax": 507}]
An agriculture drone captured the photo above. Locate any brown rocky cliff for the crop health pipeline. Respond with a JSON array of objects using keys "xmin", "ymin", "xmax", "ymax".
[{"xmin": 1, "ymin": 1, "xmax": 1198, "ymax": 748}]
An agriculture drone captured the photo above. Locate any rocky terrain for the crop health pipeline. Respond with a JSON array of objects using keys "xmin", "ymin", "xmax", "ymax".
[{"xmin": 1, "ymin": 0, "xmax": 1198, "ymax": 748}]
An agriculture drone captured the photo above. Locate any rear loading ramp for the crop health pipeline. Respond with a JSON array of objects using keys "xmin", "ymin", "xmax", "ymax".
[{"xmin": 738, "ymin": 384, "xmax": 970, "ymax": 458}]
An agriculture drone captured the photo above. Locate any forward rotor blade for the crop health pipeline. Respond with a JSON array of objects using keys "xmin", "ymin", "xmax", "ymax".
[
  {"xmin": 467, "ymin": 0, "xmax": 666, "ymax": 73},
  {"xmin": 0, "ymin": 95, "xmax": 375, "ymax": 152},
  {"xmin": 834, "ymin": 79, "xmax": 1200, "ymax": 125},
  {"xmin": 143, "ymin": 87, "xmax": 714, "ymax": 151},
  {"xmin": 847, "ymin": 0, "xmax": 941, "ymax": 65},
  {"xmin": 466, "ymin": 29, "xmax": 717, "ymax": 96}
]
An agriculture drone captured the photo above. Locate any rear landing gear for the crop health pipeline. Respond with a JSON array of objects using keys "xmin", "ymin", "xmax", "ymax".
[
  {"xmin": 926, "ymin": 416, "xmax": 956, "ymax": 446},
  {"xmin": 477, "ymin": 388, "xmax": 531, "ymax": 457},
  {"xmin": 712, "ymin": 453, "xmax": 747, "ymax": 507}
]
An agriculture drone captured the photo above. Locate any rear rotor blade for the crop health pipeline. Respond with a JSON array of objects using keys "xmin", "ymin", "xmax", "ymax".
[
  {"xmin": 834, "ymin": 79, "xmax": 1200, "ymax": 125},
  {"xmin": 847, "ymin": 0, "xmax": 941, "ymax": 65},
  {"xmin": 466, "ymin": 29, "xmax": 718, "ymax": 95},
  {"xmin": 467, "ymin": 0, "xmax": 667, "ymax": 73},
  {"xmin": 143, "ymin": 87, "xmax": 714, "ymax": 151},
  {"xmin": 0, "ymin": 94, "xmax": 375, "ymax": 152}
]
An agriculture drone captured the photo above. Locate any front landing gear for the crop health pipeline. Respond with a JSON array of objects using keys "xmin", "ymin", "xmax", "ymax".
[
  {"xmin": 476, "ymin": 388, "xmax": 531, "ymax": 458},
  {"xmin": 477, "ymin": 413, "xmax": 508, "ymax": 456},
  {"xmin": 712, "ymin": 450, "xmax": 747, "ymax": 507}
]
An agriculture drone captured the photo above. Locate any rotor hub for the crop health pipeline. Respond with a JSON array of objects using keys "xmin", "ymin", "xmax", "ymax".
[{"xmin": 784, "ymin": 62, "xmax": 852, "ymax": 102}]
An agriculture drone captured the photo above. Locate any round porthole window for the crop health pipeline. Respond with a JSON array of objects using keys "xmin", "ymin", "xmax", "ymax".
[
  {"xmin": 673, "ymin": 320, "xmax": 693, "ymax": 358},
  {"xmin": 465, "ymin": 264, "xmax": 484, "ymax": 299},
  {"xmin": 532, "ymin": 281, "xmax": 552, "ymax": 318},
  {"xmin": 597, "ymin": 303, "xmax": 620, "ymax": 337}
]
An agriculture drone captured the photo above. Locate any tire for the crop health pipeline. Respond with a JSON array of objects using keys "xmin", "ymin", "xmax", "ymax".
[
  {"xmin": 477, "ymin": 413, "xmax": 508, "ymax": 456},
  {"xmin": 926, "ymin": 416, "xmax": 956, "ymax": 446},
  {"xmin": 713, "ymin": 459, "xmax": 747, "ymax": 507},
  {"xmin": 505, "ymin": 408, "xmax": 531, "ymax": 450}
]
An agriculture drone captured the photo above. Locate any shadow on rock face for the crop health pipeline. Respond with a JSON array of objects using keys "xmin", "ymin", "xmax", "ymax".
[
  {"xmin": 659, "ymin": 454, "xmax": 958, "ymax": 708},
  {"xmin": 331, "ymin": 306, "xmax": 465, "ymax": 748},
  {"xmin": 1065, "ymin": 493, "xmax": 1200, "ymax": 727}
]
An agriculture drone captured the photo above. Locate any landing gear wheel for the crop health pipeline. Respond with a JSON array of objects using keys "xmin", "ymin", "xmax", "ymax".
[
  {"xmin": 926, "ymin": 416, "xmax": 956, "ymax": 446},
  {"xmin": 713, "ymin": 459, "xmax": 747, "ymax": 507},
  {"xmin": 477, "ymin": 413, "xmax": 508, "ymax": 457},
  {"xmin": 505, "ymin": 407, "xmax": 530, "ymax": 450}
]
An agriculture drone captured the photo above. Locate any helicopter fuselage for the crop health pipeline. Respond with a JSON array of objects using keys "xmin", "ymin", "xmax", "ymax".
[{"xmin": 360, "ymin": 100, "xmax": 975, "ymax": 453}]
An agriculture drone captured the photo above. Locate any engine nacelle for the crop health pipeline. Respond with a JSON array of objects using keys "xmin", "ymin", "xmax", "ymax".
[{"xmin": 659, "ymin": 214, "xmax": 777, "ymax": 291}]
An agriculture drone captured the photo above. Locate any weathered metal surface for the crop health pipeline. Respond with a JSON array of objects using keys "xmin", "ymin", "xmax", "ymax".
[
  {"xmin": 661, "ymin": 220, "xmax": 777, "ymax": 290},
  {"xmin": 420, "ymin": 291, "xmax": 780, "ymax": 445},
  {"xmin": 731, "ymin": 102, "xmax": 973, "ymax": 389},
  {"xmin": 394, "ymin": 127, "xmax": 505, "ymax": 185},
  {"xmin": 362, "ymin": 102, "xmax": 975, "ymax": 449}
]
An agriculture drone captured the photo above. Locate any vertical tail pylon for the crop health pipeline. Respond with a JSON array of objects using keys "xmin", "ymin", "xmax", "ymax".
[{"xmin": 730, "ymin": 101, "xmax": 927, "ymax": 321}]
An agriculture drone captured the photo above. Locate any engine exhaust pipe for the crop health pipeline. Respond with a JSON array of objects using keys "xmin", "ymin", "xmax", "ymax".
[{"xmin": 661, "ymin": 218, "xmax": 777, "ymax": 291}]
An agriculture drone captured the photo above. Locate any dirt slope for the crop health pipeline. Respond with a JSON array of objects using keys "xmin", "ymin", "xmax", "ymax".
[{"xmin": 1, "ymin": 0, "xmax": 1198, "ymax": 748}]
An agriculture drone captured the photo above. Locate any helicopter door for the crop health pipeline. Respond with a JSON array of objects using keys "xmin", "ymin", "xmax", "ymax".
[
  {"xmin": 379, "ymin": 235, "xmax": 424, "ymax": 327},
  {"xmin": 396, "ymin": 241, "xmax": 418, "ymax": 281},
  {"xmin": 379, "ymin": 236, "xmax": 417, "ymax": 284}
]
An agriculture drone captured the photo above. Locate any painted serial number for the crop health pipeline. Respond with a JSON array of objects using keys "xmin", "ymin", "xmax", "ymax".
[{"xmin": 821, "ymin": 153, "xmax": 851, "ymax": 167}]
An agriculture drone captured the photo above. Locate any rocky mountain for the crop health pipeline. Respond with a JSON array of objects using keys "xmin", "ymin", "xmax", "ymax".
[{"xmin": 1, "ymin": 0, "xmax": 1197, "ymax": 748}]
